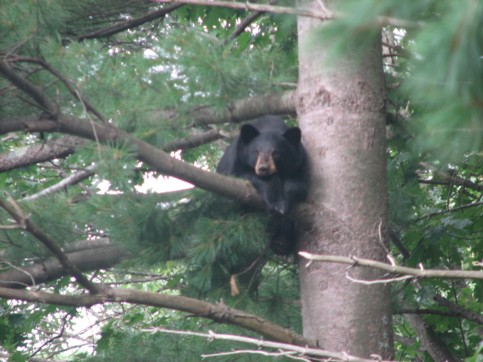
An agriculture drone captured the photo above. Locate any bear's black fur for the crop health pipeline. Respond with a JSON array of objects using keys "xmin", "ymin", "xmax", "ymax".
[{"xmin": 217, "ymin": 115, "xmax": 309, "ymax": 254}]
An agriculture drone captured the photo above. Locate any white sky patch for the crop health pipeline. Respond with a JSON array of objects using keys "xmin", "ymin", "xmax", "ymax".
[
  {"xmin": 97, "ymin": 150, "xmax": 196, "ymax": 194},
  {"xmin": 135, "ymin": 175, "xmax": 193, "ymax": 193}
]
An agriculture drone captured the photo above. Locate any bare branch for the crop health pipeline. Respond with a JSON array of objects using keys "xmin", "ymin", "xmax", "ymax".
[
  {"xmin": 404, "ymin": 313, "xmax": 457, "ymax": 362},
  {"xmin": 156, "ymin": 0, "xmax": 333, "ymax": 20},
  {"xmin": 433, "ymin": 295, "xmax": 483, "ymax": 325},
  {"xmin": 156, "ymin": 0, "xmax": 421, "ymax": 28},
  {"xmin": 0, "ymin": 195, "xmax": 102, "ymax": 294},
  {"xmin": 145, "ymin": 329, "xmax": 387, "ymax": 362},
  {"xmin": 21, "ymin": 164, "xmax": 96, "ymax": 202},
  {"xmin": 190, "ymin": 90, "xmax": 296, "ymax": 125},
  {"xmin": 418, "ymin": 163, "xmax": 483, "ymax": 192},
  {"xmin": 0, "ymin": 135, "xmax": 85, "ymax": 172},
  {"xmin": 0, "ymin": 238, "xmax": 125, "ymax": 288},
  {"xmin": 396, "ymin": 308, "xmax": 467, "ymax": 319},
  {"xmin": 299, "ymin": 253, "xmax": 483, "ymax": 281},
  {"xmin": 162, "ymin": 128, "xmax": 223, "ymax": 152},
  {"xmin": 416, "ymin": 201, "xmax": 483, "ymax": 221},
  {"xmin": 0, "ymin": 286, "xmax": 315, "ymax": 347}
]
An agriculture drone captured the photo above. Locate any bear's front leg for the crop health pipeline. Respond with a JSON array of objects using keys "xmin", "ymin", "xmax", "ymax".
[{"xmin": 250, "ymin": 176, "xmax": 288, "ymax": 215}]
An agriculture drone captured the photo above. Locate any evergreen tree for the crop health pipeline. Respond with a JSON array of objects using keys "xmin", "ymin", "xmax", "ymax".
[{"xmin": 0, "ymin": 1, "xmax": 481, "ymax": 361}]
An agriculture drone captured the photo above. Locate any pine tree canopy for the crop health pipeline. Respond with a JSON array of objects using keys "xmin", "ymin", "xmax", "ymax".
[{"xmin": 0, "ymin": 0, "xmax": 482, "ymax": 361}]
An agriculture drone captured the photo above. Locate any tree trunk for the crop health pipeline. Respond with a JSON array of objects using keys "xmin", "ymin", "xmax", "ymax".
[{"xmin": 296, "ymin": 0, "xmax": 394, "ymax": 358}]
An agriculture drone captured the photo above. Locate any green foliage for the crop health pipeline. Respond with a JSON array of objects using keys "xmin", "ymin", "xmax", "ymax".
[{"xmin": 0, "ymin": 0, "xmax": 482, "ymax": 361}]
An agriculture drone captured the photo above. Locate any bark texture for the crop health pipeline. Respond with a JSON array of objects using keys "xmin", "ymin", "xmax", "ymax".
[{"xmin": 296, "ymin": 0, "xmax": 393, "ymax": 358}]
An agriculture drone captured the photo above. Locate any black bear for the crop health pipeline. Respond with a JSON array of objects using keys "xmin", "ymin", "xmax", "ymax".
[{"xmin": 217, "ymin": 115, "xmax": 309, "ymax": 254}]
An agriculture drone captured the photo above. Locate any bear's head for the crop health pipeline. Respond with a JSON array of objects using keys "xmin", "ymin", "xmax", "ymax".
[{"xmin": 239, "ymin": 124, "xmax": 303, "ymax": 178}]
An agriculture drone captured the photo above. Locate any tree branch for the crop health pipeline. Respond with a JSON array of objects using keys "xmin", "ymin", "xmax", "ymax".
[
  {"xmin": 189, "ymin": 90, "xmax": 296, "ymax": 125},
  {"xmin": 75, "ymin": 4, "xmax": 184, "ymax": 41},
  {"xmin": 403, "ymin": 313, "xmax": 457, "ymax": 362},
  {"xmin": 0, "ymin": 195, "xmax": 101, "ymax": 294},
  {"xmin": 419, "ymin": 162, "xmax": 483, "ymax": 192},
  {"xmin": 0, "ymin": 239, "xmax": 125, "ymax": 288},
  {"xmin": 0, "ymin": 61, "xmax": 57, "ymax": 115},
  {"xmin": 11, "ymin": 57, "xmax": 107, "ymax": 122},
  {"xmin": 0, "ymin": 286, "xmax": 316, "ymax": 347},
  {"xmin": 224, "ymin": 11, "xmax": 265, "ymax": 45},
  {"xmin": 0, "ymin": 128, "xmax": 220, "ymax": 177},
  {"xmin": 0, "ymin": 113, "xmax": 264, "ymax": 208},
  {"xmin": 156, "ymin": 0, "xmax": 421, "ymax": 28},
  {"xmin": 157, "ymin": 0, "xmax": 333, "ymax": 20},
  {"xmin": 20, "ymin": 164, "xmax": 96, "ymax": 201},
  {"xmin": 0, "ymin": 135, "xmax": 85, "ymax": 172},
  {"xmin": 146, "ymin": 329, "xmax": 383, "ymax": 362},
  {"xmin": 299, "ymin": 253, "xmax": 483, "ymax": 281},
  {"xmin": 162, "ymin": 128, "xmax": 223, "ymax": 152},
  {"xmin": 433, "ymin": 295, "xmax": 483, "ymax": 325},
  {"xmin": 416, "ymin": 201, "xmax": 483, "ymax": 221},
  {"xmin": 0, "ymin": 62, "xmax": 293, "ymax": 208}
]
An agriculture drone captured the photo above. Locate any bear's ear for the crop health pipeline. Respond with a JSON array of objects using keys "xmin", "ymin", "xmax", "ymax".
[
  {"xmin": 240, "ymin": 124, "xmax": 260, "ymax": 144},
  {"xmin": 283, "ymin": 127, "xmax": 302, "ymax": 146}
]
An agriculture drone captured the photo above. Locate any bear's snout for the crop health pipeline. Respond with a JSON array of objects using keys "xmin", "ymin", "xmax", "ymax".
[{"xmin": 255, "ymin": 153, "xmax": 277, "ymax": 177}]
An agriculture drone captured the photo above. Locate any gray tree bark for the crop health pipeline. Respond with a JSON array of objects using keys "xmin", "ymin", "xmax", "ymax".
[{"xmin": 296, "ymin": 0, "xmax": 394, "ymax": 358}]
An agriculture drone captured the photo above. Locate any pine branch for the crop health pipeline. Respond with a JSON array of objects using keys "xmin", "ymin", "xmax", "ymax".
[
  {"xmin": 0, "ymin": 113, "xmax": 264, "ymax": 208},
  {"xmin": 0, "ymin": 195, "xmax": 102, "ymax": 294},
  {"xmin": 11, "ymin": 57, "xmax": 107, "ymax": 122},
  {"xmin": 223, "ymin": 11, "xmax": 264, "ymax": 45},
  {"xmin": 0, "ymin": 61, "xmax": 57, "ymax": 115},
  {"xmin": 162, "ymin": 128, "xmax": 223, "ymax": 152},
  {"xmin": 0, "ymin": 129, "xmax": 222, "ymax": 201},
  {"xmin": 0, "ymin": 286, "xmax": 316, "ymax": 347},
  {"xmin": 0, "ymin": 135, "xmax": 85, "ymax": 172},
  {"xmin": 21, "ymin": 164, "xmax": 97, "ymax": 202},
  {"xmin": 0, "ymin": 239, "xmax": 125, "ymax": 288},
  {"xmin": 0, "ymin": 62, "xmax": 265, "ymax": 207},
  {"xmin": 75, "ymin": 4, "xmax": 184, "ymax": 41},
  {"xmin": 190, "ymin": 90, "xmax": 296, "ymax": 125},
  {"xmin": 299, "ymin": 253, "xmax": 483, "ymax": 281},
  {"xmin": 0, "ymin": 129, "xmax": 219, "ymax": 176}
]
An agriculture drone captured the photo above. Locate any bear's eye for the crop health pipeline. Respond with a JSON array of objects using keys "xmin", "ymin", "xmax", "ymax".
[{"xmin": 272, "ymin": 150, "xmax": 281, "ymax": 159}]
